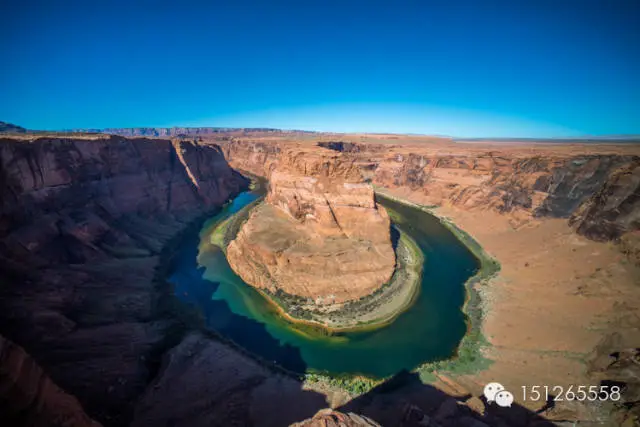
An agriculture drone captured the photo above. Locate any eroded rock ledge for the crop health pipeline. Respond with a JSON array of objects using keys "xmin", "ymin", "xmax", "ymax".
[{"xmin": 227, "ymin": 148, "xmax": 396, "ymax": 305}]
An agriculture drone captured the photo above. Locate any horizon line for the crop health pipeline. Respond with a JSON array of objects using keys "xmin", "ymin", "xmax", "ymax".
[{"xmin": 3, "ymin": 120, "xmax": 640, "ymax": 140}]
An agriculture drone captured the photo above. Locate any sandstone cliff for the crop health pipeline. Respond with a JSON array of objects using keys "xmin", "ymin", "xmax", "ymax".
[
  {"xmin": 291, "ymin": 409, "xmax": 380, "ymax": 427},
  {"xmin": 0, "ymin": 136, "xmax": 248, "ymax": 426},
  {"xmin": 267, "ymin": 149, "xmax": 392, "ymax": 241},
  {"xmin": 2, "ymin": 133, "xmax": 638, "ymax": 427},
  {"xmin": 219, "ymin": 139, "xmax": 640, "ymax": 247},
  {"xmin": 360, "ymin": 146, "xmax": 640, "ymax": 254},
  {"xmin": 569, "ymin": 161, "xmax": 640, "ymax": 241},
  {"xmin": 227, "ymin": 148, "xmax": 396, "ymax": 304}
]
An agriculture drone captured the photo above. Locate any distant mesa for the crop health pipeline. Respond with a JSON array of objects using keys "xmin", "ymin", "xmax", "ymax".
[
  {"xmin": 67, "ymin": 127, "xmax": 318, "ymax": 137},
  {"xmin": 0, "ymin": 121, "xmax": 27, "ymax": 133}
]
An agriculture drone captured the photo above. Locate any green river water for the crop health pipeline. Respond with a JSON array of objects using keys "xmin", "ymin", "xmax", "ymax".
[{"xmin": 169, "ymin": 188, "xmax": 479, "ymax": 378}]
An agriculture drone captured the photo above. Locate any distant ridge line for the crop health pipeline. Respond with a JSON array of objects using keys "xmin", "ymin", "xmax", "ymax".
[
  {"xmin": 62, "ymin": 127, "xmax": 319, "ymax": 137},
  {"xmin": 1, "ymin": 120, "xmax": 639, "ymax": 142}
]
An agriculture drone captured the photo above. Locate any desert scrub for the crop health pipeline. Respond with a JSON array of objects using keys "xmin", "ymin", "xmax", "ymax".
[
  {"xmin": 305, "ymin": 373, "xmax": 380, "ymax": 395},
  {"xmin": 416, "ymin": 221, "xmax": 499, "ymax": 378},
  {"xmin": 209, "ymin": 197, "xmax": 263, "ymax": 252}
]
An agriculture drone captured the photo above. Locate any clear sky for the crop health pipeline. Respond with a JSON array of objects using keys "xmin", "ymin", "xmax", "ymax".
[{"xmin": 1, "ymin": 0, "xmax": 639, "ymax": 137}]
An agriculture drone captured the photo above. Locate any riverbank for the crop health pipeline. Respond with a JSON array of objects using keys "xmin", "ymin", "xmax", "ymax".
[
  {"xmin": 176, "ymin": 182, "xmax": 495, "ymax": 398},
  {"xmin": 259, "ymin": 225, "xmax": 423, "ymax": 333},
  {"xmin": 375, "ymin": 186, "xmax": 640, "ymax": 419},
  {"xmin": 208, "ymin": 197, "xmax": 424, "ymax": 332},
  {"xmin": 209, "ymin": 196, "xmax": 264, "ymax": 251},
  {"xmin": 374, "ymin": 190, "xmax": 500, "ymax": 380}
]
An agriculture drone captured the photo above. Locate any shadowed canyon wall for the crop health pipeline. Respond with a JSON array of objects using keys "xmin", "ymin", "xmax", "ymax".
[
  {"xmin": 0, "ymin": 334, "xmax": 102, "ymax": 427},
  {"xmin": 1, "ymin": 134, "xmax": 638, "ymax": 427},
  {"xmin": 0, "ymin": 136, "xmax": 245, "ymax": 266},
  {"xmin": 0, "ymin": 136, "xmax": 296, "ymax": 426}
]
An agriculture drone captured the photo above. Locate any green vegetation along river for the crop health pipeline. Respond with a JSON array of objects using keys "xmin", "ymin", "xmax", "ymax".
[{"xmin": 169, "ymin": 187, "xmax": 480, "ymax": 378}]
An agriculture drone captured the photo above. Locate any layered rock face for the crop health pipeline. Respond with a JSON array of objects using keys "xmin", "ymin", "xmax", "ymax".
[
  {"xmin": 267, "ymin": 149, "xmax": 393, "ymax": 241},
  {"xmin": 220, "ymin": 139, "xmax": 639, "ymax": 240},
  {"xmin": 0, "ymin": 136, "xmax": 248, "ymax": 426},
  {"xmin": 569, "ymin": 161, "xmax": 640, "ymax": 241},
  {"xmin": 364, "ymin": 147, "xmax": 640, "ymax": 250},
  {"xmin": 0, "ymin": 136, "xmax": 245, "ymax": 265},
  {"xmin": 368, "ymin": 150, "xmax": 638, "ymax": 221},
  {"xmin": 227, "ymin": 148, "xmax": 396, "ymax": 304}
]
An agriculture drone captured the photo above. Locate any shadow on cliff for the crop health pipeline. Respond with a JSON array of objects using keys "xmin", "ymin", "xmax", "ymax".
[
  {"xmin": 161, "ymin": 191, "xmax": 560, "ymax": 426},
  {"xmin": 166, "ymin": 226, "xmax": 560, "ymax": 426},
  {"xmin": 337, "ymin": 370, "xmax": 558, "ymax": 427},
  {"xmin": 145, "ymin": 217, "xmax": 332, "ymax": 427},
  {"xmin": 167, "ymin": 228, "xmax": 308, "ymax": 374}
]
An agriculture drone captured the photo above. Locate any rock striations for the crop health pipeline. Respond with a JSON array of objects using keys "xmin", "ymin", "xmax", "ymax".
[
  {"xmin": 227, "ymin": 148, "xmax": 396, "ymax": 304},
  {"xmin": 0, "ymin": 135, "xmax": 250, "ymax": 426},
  {"xmin": 220, "ymin": 139, "xmax": 640, "ymax": 260},
  {"xmin": 1, "ymin": 131, "xmax": 639, "ymax": 427}
]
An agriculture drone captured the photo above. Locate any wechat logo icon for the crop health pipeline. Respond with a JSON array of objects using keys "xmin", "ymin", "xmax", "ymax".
[
  {"xmin": 484, "ymin": 382, "xmax": 514, "ymax": 408},
  {"xmin": 483, "ymin": 382, "xmax": 505, "ymax": 402}
]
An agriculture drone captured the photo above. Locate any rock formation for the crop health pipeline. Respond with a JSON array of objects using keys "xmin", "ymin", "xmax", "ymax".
[
  {"xmin": 569, "ymin": 160, "xmax": 640, "ymax": 241},
  {"xmin": 586, "ymin": 332, "xmax": 640, "ymax": 426},
  {"xmin": 1, "ymin": 130, "xmax": 639, "ymax": 427},
  {"xmin": 0, "ymin": 135, "xmax": 249, "ymax": 426},
  {"xmin": 130, "ymin": 332, "xmax": 327, "ymax": 427},
  {"xmin": 220, "ymin": 139, "xmax": 640, "ymax": 259},
  {"xmin": 227, "ymin": 148, "xmax": 396, "ymax": 304},
  {"xmin": 0, "ymin": 334, "xmax": 101, "ymax": 427}
]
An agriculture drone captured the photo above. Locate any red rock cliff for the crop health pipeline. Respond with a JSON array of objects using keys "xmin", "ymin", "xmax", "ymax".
[
  {"xmin": 220, "ymin": 139, "xmax": 640, "ymax": 244},
  {"xmin": 0, "ymin": 135, "xmax": 248, "ymax": 426},
  {"xmin": 227, "ymin": 147, "xmax": 396, "ymax": 304}
]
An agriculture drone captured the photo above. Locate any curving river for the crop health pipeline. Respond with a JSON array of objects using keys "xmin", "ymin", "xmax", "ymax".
[{"xmin": 169, "ymin": 185, "xmax": 479, "ymax": 378}]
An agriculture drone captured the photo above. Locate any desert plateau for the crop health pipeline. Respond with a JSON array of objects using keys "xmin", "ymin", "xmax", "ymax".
[
  {"xmin": 0, "ymin": 125, "xmax": 638, "ymax": 427},
  {"xmin": 2, "ymin": 1, "xmax": 640, "ymax": 425}
]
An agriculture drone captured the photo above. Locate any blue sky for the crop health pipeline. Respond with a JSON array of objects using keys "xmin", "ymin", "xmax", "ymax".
[{"xmin": 1, "ymin": 0, "xmax": 639, "ymax": 137}]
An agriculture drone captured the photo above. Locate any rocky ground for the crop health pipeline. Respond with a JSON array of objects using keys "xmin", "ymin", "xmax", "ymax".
[
  {"xmin": 217, "ymin": 133, "xmax": 640, "ymax": 425},
  {"xmin": 0, "ymin": 130, "xmax": 639, "ymax": 426}
]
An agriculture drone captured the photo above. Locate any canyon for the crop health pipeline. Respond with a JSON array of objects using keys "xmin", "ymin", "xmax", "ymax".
[
  {"xmin": 0, "ymin": 135, "xmax": 326, "ymax": 426},
  {"xmin": 0, "ymin": 129, "xmax": 639, "ymax": 426},
  {"xmin": 220, "ymin": 136, "xmax": 640, "ymax": 246},
  {"xmin": 218, "ymin": 134, "xmax": 640, "ymax": 423}
]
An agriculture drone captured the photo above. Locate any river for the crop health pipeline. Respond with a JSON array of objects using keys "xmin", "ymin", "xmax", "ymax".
[{"xmin": 168, "ymin": 187, "xmax": 479, "ymax": 378}]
